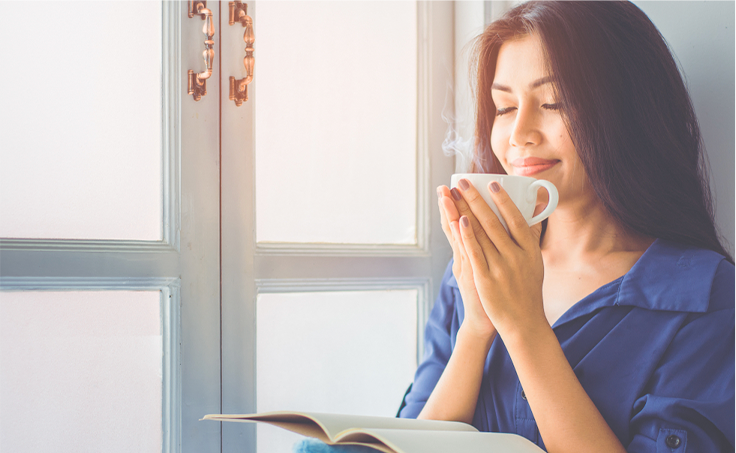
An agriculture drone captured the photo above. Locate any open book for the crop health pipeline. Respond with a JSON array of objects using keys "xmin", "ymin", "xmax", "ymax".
[{"xmin": 202, "ymin": 411, "xmax": 544, "ymax": 453}]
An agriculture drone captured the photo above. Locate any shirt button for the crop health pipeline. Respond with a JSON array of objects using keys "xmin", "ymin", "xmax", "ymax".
[
  {"xmin": 521, "ymin": 390, "xmax": 527, "ymax": 400},
  {"xmin": 665, "ymin": 435, "xmax": 681, "ymax": 448}
]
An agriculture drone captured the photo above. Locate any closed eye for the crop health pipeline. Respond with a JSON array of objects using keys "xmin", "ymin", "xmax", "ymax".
[
  {"xmin": 496, "ymin": 103, "xmax": 562, "ymax": 117},
  {"xmin": 542, "ymin": 103, "xmax": 562, "ymax": 110},
  {"xmin": 495, "ymin": 107, "xmax": 516, "ymax": 117}
]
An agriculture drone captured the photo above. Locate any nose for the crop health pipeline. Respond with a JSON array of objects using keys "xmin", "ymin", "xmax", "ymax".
[{"xmin": 509, "ymin": 105, "xmax": 542, "ymax": 148}]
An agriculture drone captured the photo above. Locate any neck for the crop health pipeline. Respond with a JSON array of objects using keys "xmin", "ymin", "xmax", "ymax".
[{"xmin": 540, "ymin": 196, "xmax": 654, "ymax": 265}]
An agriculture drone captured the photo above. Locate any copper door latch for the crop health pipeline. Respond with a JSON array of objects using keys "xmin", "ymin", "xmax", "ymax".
[
  {"xmin": 188, "ymin": 1, "xmax": 215, "ymax": 101},
  {"xmin": 229, "ymin": 1, "xmax": 254, "ymax": 106}
]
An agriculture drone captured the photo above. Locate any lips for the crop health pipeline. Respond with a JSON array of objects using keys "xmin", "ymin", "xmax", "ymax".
[{"xmin": 510, "ymin": 157, "xmax": 560, "ymax": 176}]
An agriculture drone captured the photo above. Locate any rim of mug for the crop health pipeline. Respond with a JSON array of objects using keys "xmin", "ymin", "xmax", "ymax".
[{"xmin": 451, "ymin": 173, "xmax": 540, "ymax": 183}]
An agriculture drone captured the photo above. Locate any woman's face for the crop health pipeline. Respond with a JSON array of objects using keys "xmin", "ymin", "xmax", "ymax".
[{"xmin": 490, "ymin": 34, "xmax": 589, "ymax": 207}]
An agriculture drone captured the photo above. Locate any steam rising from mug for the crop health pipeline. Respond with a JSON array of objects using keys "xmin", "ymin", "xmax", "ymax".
[{"xmin": 441, "ymin": 83, "xmax": 488, "ymax": 173}]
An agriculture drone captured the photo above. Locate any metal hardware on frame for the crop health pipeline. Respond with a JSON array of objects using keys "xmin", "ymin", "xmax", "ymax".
[
  {"xmin": 187, "ymin": 1, "xmax": 215, "ymax": 101},
  {"xmin": 228, "ymin": 1, "xmax": 254, "ymax": 106}
]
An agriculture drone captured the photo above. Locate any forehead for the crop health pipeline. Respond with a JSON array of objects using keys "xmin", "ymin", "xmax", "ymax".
[{"xmin": 493, "ymin": 34, "xmax": 549, "ymax": 88}]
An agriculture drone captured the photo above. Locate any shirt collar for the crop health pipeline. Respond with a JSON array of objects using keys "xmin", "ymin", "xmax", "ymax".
[{"xmin": 615, "ymin": 238, "xmax": 724, "ymax": 313}]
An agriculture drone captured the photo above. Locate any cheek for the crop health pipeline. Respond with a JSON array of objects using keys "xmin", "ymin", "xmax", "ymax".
[
  {"xmin": 490, "ymin": 123, "xmax": 506, "ymax": 160},
  {"xmin": 549, "ymin": 123, "xmax": 576, "ymax": 158},
  {"xmin": 556, "ymin": 138, "xmax": 590, "ymax": 188},
  {"xmin": 548, "ymin": 117, "xmax": 569, "ymax": 141}
]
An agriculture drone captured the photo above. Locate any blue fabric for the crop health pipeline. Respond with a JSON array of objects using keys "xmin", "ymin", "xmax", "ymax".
[
  {"xmin": 293, "ymin": 439, "xmax": 380, "ymax": 453},
  {"xmin": 398, "ymin": 239, "xmax": 734, "ymax": 452}
]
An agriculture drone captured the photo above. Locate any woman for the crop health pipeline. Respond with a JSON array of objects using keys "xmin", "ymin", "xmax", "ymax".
[
  {"xmin": 398, "ymin": 1, "xmax": 734, "ymax": 452},
  {"xmin": 297, "ymin": 1, "xmax": 733, "ymax": 452}
]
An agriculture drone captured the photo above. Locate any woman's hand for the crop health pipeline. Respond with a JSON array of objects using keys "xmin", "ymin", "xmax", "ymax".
[
  {"xmin": 445, "ymin": 179, "xmax": 628, "ymax": 453},
  {"xmin": 452, "ymin": 179, "xmax": 547, "ymax": 337},
  {"xmin": 416, "ymin": 186, "xmax": 500, "ymax": 423},
  {"xmin": 437, "ymin": 186, "xmax": 495, "ymax": 340}
]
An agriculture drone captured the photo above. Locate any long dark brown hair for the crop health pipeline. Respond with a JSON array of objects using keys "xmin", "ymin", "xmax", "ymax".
[{"xmin": 470, "ymin": 0, "xmax": 733, "ymax": 262}]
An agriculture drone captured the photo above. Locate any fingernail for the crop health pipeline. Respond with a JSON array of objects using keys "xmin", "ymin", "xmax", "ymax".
[
  {"xmin": 437, "ymin": 188, "xmax": 442, "ymax": 198},
  {"xmin": 460, "ymin": 216, "xmax": 469, "ymax": 228},
  {"xmin": 490, "ymin": 181, "xmax": 501, "ymax": 193},
  {"xmin": 451, "ymin": 188, "xmax": 461, "ymax": 201},
  {"xmin": 459, "ymin": 179, "xmax": 470, "ymax": 190}
]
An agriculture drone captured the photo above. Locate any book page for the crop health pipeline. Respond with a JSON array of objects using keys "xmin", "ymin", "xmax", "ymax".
[
  {"xmin": 337, "ymin": 429, "xmax": 545, "ymax": 453},
  {"xmin": 203, "ymin": 413, "xmax": 331, "ymax": 443},
  {"xmin": 298, "ymin": 412, "xmax": 478, "ymax": 439},
  {"xmin": 202, "ymin": 411, "xmax": 477, "ymax": 441}
]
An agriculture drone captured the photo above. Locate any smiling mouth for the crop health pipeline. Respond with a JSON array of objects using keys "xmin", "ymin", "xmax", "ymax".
[{"xmin": 510, "ymin": 158, "xmax": 560, "ymax": 176}]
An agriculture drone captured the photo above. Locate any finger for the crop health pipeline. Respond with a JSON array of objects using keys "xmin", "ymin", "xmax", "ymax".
[
  {"xmin": 448, "ymin": 185, "xmax": 497, "ymax": 253},
  {"xmin": 530, "ymin": 220, "xmax": 543, "ymax": 244},
  {"xmin": 441, "ymin": 195, "xmax": 461, "ymax": 226},
  {"xmin": 458, "ymin": 215, "xmax": 490, "ymax": 272},
  {"xmin": 451, "ymin": 219, "xmax": 478, "ymax": 276},
  {"xmin": 440, "ymin": 186, "xmax": 470, "ymax": 232},
  {"xmin": 487, "ymin": 181, "xmax": 535, "ymax": 250},
  {"xmin": 438, "ymin": 191, "xmax": 463, "ymax": 261},
  {"xmin": 438, "ymin": 186, "xmax": 461, "ymax": 223},
  {"xmin": 438, "ymin": 188, "xmax": 463, "ymax": 251},
  {"xmin": 445, "ymin": 209, "xmax": 463, "ymax": 260},
  {"xmin": 455, "ymin": 178, "xmax": 514, "ymax": 252},
  {"xmin": 447, "ymin": 194, "xmax": 497, "ymax": 255},
  {"xmin": 437, "ymin": 189, "xmax": 453, "ymax": 238},
  {"xmin": 449, "ymin": 220, "xmax": 470, "ymax": 270}
]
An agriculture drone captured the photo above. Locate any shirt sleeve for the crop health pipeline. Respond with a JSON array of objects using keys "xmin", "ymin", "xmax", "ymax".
[
  {"xmin": 627, "ymin": 259, "xmax": 735, "ymax": 453},
  {"xmin": 398, "ymin": 260, "xmax": 460, "ymax": 418}
]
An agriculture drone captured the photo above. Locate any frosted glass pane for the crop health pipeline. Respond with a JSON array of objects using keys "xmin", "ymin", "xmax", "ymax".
[
  {"xmin": 0, "ymin": 291, "xmax": 162, "ymax": 453},
  {"xmin": 0, "ymin": 2, "xmax": 162, "ymax": 240},
  {"xmin": 255, "ymin": 2, "xmax": 417, "ymax": 245},
  {"xmin": 256, "ymin": 290, "xmax": 417, "ymax": 452}
]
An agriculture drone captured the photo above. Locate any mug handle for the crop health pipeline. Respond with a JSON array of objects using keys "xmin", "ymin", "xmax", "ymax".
[{"xmin": 527, "ymin": 180, "xmax": 559, "ymax": 226}]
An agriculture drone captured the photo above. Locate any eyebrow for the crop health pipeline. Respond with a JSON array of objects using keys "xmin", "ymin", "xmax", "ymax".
[{"xmin": 492, "ymin": 76, "xmax": 552, "ymax": 93}]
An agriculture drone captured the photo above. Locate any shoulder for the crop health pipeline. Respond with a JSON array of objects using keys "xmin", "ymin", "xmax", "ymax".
[{"xmin": 616, "ymin": 239, "xmax": 733, "ymax": 314}]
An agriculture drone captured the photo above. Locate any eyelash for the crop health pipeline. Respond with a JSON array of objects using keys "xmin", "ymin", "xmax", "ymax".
[{"xmin": 495, "ymin": 103, "xmax": 562, "ymax": 117}]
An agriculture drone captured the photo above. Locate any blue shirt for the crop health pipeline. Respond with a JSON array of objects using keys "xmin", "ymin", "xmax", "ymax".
[{"xmin": 399, "ymin": 239, "xmax": 734, "ymax": 452}]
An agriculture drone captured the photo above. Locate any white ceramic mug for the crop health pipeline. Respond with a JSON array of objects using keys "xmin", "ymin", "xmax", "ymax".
[{"xmin": 450, "ymin": 174, "xmax": 559, "ymax": 232}]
